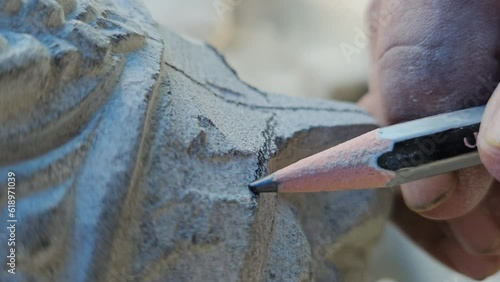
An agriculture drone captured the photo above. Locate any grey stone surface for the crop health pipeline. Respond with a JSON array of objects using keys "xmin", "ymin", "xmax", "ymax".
[{"xmin": 0, "ymin": 0, "xmax": 392, "ymax": 281}]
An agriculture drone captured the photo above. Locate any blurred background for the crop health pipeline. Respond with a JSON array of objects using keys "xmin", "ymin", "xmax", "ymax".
[
  {"xmin": 141, "ymin": 0, "xmax": 500, "ymax": 281},
  {"xmin": 143, "ymin": 0, "xmax": 370, "ymax": 101}
]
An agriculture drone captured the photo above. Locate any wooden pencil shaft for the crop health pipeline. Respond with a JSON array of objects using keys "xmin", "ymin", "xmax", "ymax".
[{"xmin": 250, "ymin": 106, "xmax": 486, "ymax": 193}]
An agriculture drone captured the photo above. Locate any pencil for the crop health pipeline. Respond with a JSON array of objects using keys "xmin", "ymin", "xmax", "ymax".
[{"xmin": 249, "ymin": 106, "xmax": 485, "ymax": 193}]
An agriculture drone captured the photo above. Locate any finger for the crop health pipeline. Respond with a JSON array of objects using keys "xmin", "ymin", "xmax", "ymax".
[
  {"xmin": 447, "ymin": 181, "xmax": 500, "ymax": 255},
  {"xmin": 437, "ymin": 237, "xmax": 500, "ymax": 280},
  {"xmin": 401, "ymin": 165, "xmax": 493, "ymax": 220},
  {"xmin": 369, "ymin": 0, "xmax": 500, "ymax": 123},
  {"xmin": 392, "ymin": 192, "xmax": 500, "ymax": 280},
  {"xmin": 478, "ymin": 84, "xmax": 500, "ymax": 181},
  {"xmin": 400, "ymin": 173, "xmax": 457, "ymax": 213},
  {"xmin": 358, "ymin": 91, "xmax": 387, "ymax": 125}
]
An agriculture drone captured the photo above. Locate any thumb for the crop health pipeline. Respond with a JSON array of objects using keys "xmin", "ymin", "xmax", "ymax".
[{"xmin": 478, "ymin": 85, "xmax": 500, "ymax": 181}]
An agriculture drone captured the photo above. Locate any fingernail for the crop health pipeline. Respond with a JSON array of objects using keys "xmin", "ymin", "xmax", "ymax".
[
  {"xmin": 401, "ymin": 173, "xmax": 457, "ymax": 212},
  {"xmin": 448, "ymin": 206, "xmax": 500, "ymax": 255},
  {"xmin": 484, "ymin": 106, "xmax": 500, "ymax": 148}
]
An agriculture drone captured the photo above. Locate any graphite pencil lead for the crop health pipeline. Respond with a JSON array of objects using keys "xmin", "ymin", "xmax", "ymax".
[{"xmin": 248, "ymin": 174, "xmax": 279, "ymax": 193}]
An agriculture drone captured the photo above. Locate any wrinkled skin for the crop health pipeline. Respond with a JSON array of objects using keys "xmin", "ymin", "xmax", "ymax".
[{"xmin": 360, "ymin": 0, "xmax": 500, "ymax": 279}]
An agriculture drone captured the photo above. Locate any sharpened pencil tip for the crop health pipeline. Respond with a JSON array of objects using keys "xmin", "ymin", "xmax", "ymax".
[{"xmin": 248, "ymin": 175, "xmax": 279, "ymax": 193}]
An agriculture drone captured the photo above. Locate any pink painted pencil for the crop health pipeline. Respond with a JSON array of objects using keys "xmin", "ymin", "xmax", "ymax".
[{"xmin": 249, "ymin": 106, "xmax": 485, "ymax": 193}]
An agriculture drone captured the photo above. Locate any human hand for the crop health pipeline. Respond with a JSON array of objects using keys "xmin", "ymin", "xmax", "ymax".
[{"xmin": 359, "ymin": 0, "xmax": 500, "ymax": 279}]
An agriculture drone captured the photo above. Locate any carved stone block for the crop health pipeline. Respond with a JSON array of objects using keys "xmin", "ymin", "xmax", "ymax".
[{"xmin": 0, "ymin": 0, "xmax": 391, "ymax": 281}]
